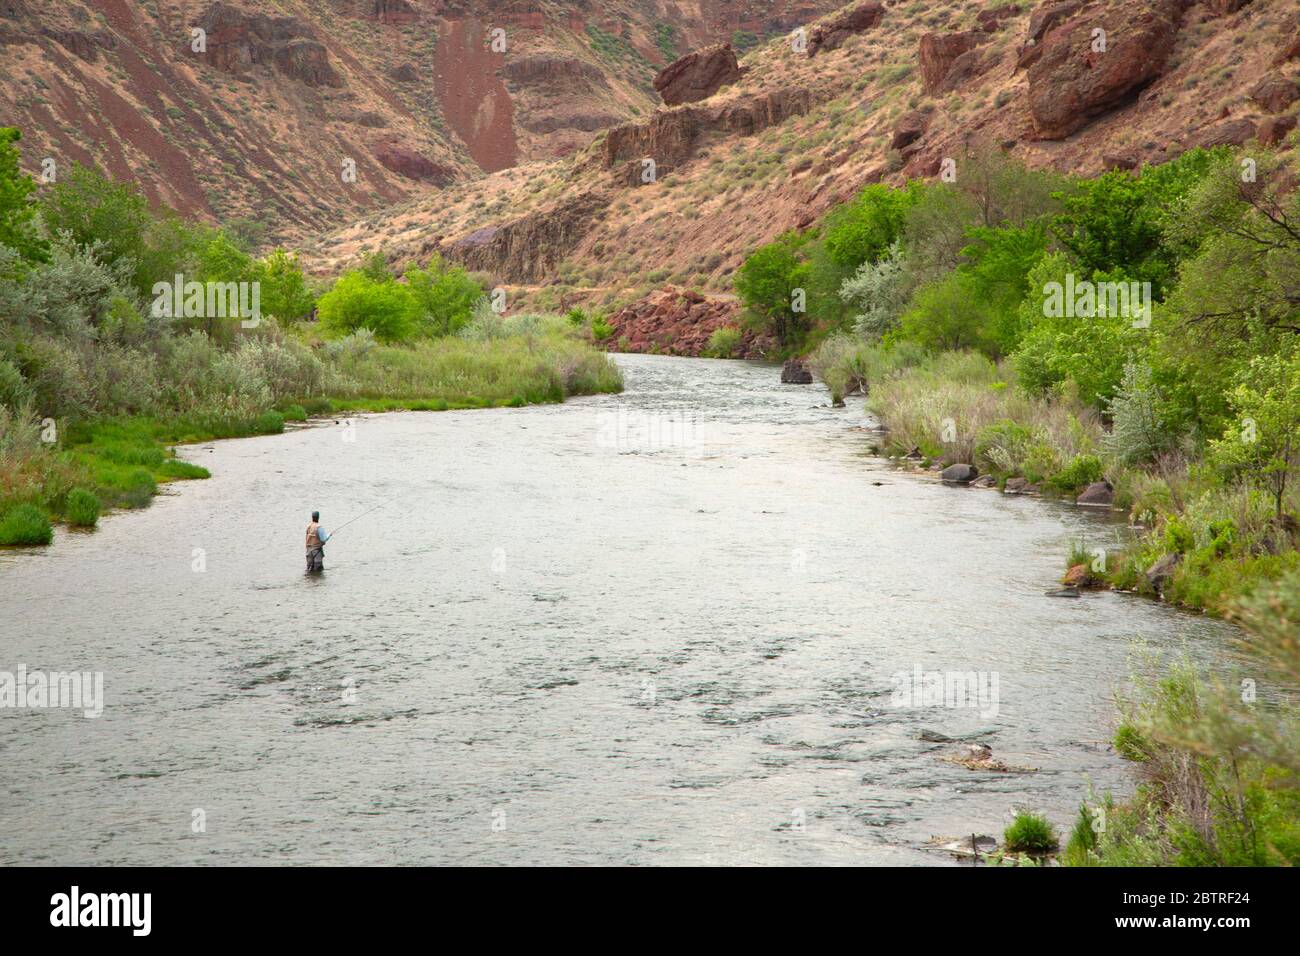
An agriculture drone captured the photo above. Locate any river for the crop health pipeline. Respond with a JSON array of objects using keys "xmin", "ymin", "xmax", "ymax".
[{"xmin": 0, "ymin": 354, "xmax": 1238, "ymax": 865}]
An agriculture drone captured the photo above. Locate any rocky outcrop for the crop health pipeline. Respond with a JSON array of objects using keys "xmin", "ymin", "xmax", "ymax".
[
  {"xmin": 389, "ymin": 62, "xmax": 420, "ymax": 83},
  {"xmin": 919, "ymin": 31, "xmax": 983, "ymax": 94},
  {"xmin": 891, "ymin": 109, "xmax": 928, "ymax": 150},
  {"xmin": 781, "ymin": 359, "xmax": 813, "ymax": 383},
  {"xmin": 503, "ymin": 55, "xmax": 606, "ymax": 86},
  {"xmin": 976, "ymin": 4, "xmax": 1022, "ymax": 32},
  {"xmin": 602, "ymin": 88, "xmax": 813, "ymax": 177},
  {"xmin": 372, "ymin": 143, "xmax": 453, "ymax": 183},
  {"xmin": 369, "ymin": 0, "xmax": 418, "ymax": 24},
  {"xmin": 653, "ymin": 44, "xmax": 744, "ymax": 105},
  {"xmin": 606, "ymin": 286, "xmax": 769, "ymax": 358},
  {"xmin": 445, "ymin": 192, "xmax": 610, "ymax": 283},
  {"xmin": 1026, "ymin": 0, "xmax": 1181, "ymax": 140},
  {"xmin": 1258, "ymin": 114, "xmax": 1297, "ymax": 146},
  {"xmin": 1016, "ymin": 0, "xmax": 1087, "ymax": 70},
  {"xmin": 191, "ymin": 2, "xmax": 343, "ymax": 87},
  {"xmin": 1250, "ymin": 75, "xmax": 1299, "ymax": 113},
  {"xmin": 41, "ymin": 27, "xmax": 115, "ymax": 62},
  {"xmin": 806, "ymin": 0, "xmax": 885, "ymax": 56},
  {"xmin": 1004, "ymin": 477, "xmax": 1041, "ymax": 494},
  {"xmin": 337, "ymin": 108, "xmax": 388, "ymax": 127},
  {"xmin": 1188, "ymin": 117, "xmax": 1256, "ymax": 148}
]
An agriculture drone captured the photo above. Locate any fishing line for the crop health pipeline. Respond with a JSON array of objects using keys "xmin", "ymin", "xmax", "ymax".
[{"xmin": 328, "ymin": 492, "xmax": 407, "ymax": 538}]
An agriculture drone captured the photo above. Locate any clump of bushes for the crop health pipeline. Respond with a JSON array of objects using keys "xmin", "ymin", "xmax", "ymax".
[
  {"xmin": 1003, "ymin": 812, "xmax": 1058, "ymax": 853},
  {"xmin": 64, "ymin": 488, "xmax": 100, "ymax": 527},
  {"xmin": 705, "ymin": 325, "xmax": 742, "ymax": 359},
  {"xmin": 0, "ymin": 504, "xmax": 53, "ymax": 545}
]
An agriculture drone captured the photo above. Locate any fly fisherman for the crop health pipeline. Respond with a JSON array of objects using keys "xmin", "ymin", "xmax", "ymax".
[{"xmin": 306, "ymin": 510, "xmax": 330, "ymax": 573}]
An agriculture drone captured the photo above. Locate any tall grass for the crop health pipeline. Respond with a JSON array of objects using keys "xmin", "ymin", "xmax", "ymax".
[
  {"xmin": 2, "ymin": 320, "xmax": 621, "ymax": 537},
  {"xmin": 0, "ymin": 503, "xmax": 53, "ymax": 545},
  {"xmin": 330, "ymin": 333, "xmax": 622, "ymax": 406},
  {"xmin": 866, "ymin": 350, "xmax": 1102, "ymax": 468}
]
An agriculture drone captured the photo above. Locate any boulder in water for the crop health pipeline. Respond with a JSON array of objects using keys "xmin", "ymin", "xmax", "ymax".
[
  {"xmin": 1076, "ymin": 480, "xmax": 1114, "ymax": 506},
  {"xmin": 941, "ymin": 463, "xmax": 978, "ymax": 483},
  {"xmin": 781, "ymin": 359, "xmax": 813, "ymax": 384}
]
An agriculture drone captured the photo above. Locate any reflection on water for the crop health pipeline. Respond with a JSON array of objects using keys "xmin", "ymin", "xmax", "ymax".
[{"xmin": 0, "ymin": 354, "xmax": 1237, "ymax": 865}]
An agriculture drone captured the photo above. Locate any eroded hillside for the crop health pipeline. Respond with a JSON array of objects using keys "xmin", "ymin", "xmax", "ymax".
[
  {"xmin": 300, "ymin": 0, "xmax": 1300, "ymax": 326},
  {"xmin": 0, "ymin": 0, "xmax": 843, "ymax": 237}
]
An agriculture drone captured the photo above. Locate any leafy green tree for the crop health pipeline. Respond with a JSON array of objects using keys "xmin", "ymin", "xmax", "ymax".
[
  {"xmin": 895, "ymin": 272, "xmax": 994, "ymax": 352},
  {"xmin": 360, "ymin": 250, "xmax": 391, "ymax": 281},
  {"xmin": 823, "ymin": 182, "xmax": 922, "ymax": 272},
  {"xmin": 1210, "ymin": 351, "xmax": 1300, "ymax": 517},
  {"xmin": 317, "ymin": 271, "xmax": 420, "ymax": 343},
  {"xmin": 404, "ymin": 256, "xmax": 484, "ymax": 337},
  {"xmin": 252, "ymin": 249, "xmax": 316, "ymax": 323},
  {"xmin": 1052, "ymin": 147, "xmax": 1222, "ymax": 294},
  {"xmin": 956, "ymin": 222, "xmax": 1049, "ymax": 354},
  {"xmin": 0, "ymin": 127, "xmax": 49, "ymax": 264},
  {"xmin": 195, "ymin": 231, "xmax": 253, "ymax": 284},
  {"xmin": 41, "ymin": 162, "xmax": 210, "ymax": 298},
  {"xmin": 1011, "ymin": 254, "xmax": 1142, "ymax": 408},
  {"xmin": 734, "ymin": 232, "xmax": 810, "ymax": 348}
]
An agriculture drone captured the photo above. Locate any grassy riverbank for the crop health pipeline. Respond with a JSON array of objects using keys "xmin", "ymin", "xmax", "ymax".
[
  {"xmin": 0, "ymin": 128, "xmax": 621, "ymax": 544},
  {"xmin": 732, "ymin": 141, "xmax": 1299, "ymax": 864},
  {"xmin": 0, "ymin": 330, "xmax": 622, "ymax": 544}
]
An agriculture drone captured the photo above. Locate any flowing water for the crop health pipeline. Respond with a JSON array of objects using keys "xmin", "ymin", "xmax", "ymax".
[{"xmin": 0, "ymin": 354, "xmax": 1239, "ymax": 865}]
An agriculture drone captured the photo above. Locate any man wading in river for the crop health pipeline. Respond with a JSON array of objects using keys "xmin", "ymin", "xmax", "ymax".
[{"xmin": 306, "ymin": 511, "xmax": 330, "ymax": 573}]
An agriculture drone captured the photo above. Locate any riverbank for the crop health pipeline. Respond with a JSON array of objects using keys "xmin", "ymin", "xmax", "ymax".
[
  {"xmin": 0, "ymin": 332, "xmax": 622, "ymax": 545},
  {"xmin": 806, "ymin": 344, "xmax": 1300, "ymax": 866},
  {"xmin": 814, "ymin": 345, "xmax": 1300, "ymax": 619}
]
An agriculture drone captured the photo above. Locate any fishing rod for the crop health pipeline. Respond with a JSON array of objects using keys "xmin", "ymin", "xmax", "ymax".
[{"xmin": 327, "ymin": 494, "xmax": 405, "ymax": 538}]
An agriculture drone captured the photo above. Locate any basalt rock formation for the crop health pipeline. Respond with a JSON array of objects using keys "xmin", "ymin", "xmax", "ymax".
[
  {"xmin": 191, "ymin": 3, "xmax": 343, "ymax": 87},
  {"xmin": 919, "ymin": 31, "xmax": 985, "ymax": 95},
  {"xmin": 445, "ymin": 192, "xmax": 611, "ymax": 283},
  {"xmin": 373, "ymin": 142, "xmax": 454, "ymax": 183},
  {"xmin": 607, "ymin": 287, "xmax": 771, "ymax": 357},
  {"xmin": 806, "ymin": 0, "xmax": 885, "ymax": 56},
  {"xmin": 602, "ymin": 87, "xmax": 814, "ymax": 182},
  {"xmin": 654, "ymin": 43, "xmax": 745, "ymax": 105},
  {"xmin": 1026, "ymin": 0, "xmax": 1182, "ymax": 139}
]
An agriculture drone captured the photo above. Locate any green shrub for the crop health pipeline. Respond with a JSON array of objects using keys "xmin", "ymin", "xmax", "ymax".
[
  {"xmin": 280, "ymin": 404, "xmax": 308, "ymax": 422},
  {"xmin": 317, "ymin": 271, "xmax": 421, "ymax": 343},
  {"xmin": 1163, "ymin": 517, "xmax": 1194, "ymax": 554},
  {"xmin": 1003, "ymin": 812, "xmax": 1058, "ymax": 853},
  {"xmin": 1113, "ymin": 723, "xmax": 1150, "ymax": 762},
  {"xmin": 252, "ymin": 410, "xmax": 284, "ymax": 434},
  {"xmin": 1063, "ymin": 802, "xmax": 1101, "ymax": 865},
  {"xmin": 591, "ymin": 317, "xmax": 615, "ymax": 342},
  {"xmin": 64, "ymin": 488, "xmax": 99, "ymax": 527},
  {"xmin": 705, "ymin": 325, "xmax": 742, "ymax": 358},
  {"xmin": 0, "ymin": 503, "xmax": 53, "ymax": 545},
  {"xmin": 1048, "ymin": 453, "xmax": 1103, "ymax": 494}
]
